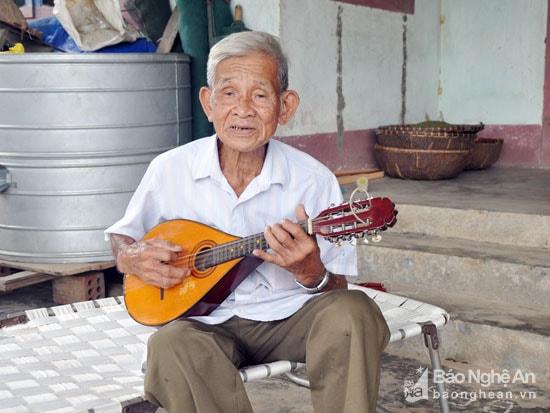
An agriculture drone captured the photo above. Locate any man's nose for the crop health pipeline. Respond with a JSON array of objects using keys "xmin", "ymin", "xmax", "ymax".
[{"xmin": 233, "ymin": 95, "xmax": 254, "ymax": 116}]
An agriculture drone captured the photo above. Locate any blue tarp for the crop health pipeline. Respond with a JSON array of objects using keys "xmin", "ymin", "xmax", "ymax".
[{"xmin": 29, "ymin": 17, "xmax": 156, "ymax": 53}]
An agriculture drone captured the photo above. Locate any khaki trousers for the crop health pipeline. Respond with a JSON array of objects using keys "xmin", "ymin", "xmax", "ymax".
[{"xmin": 144, "ymin": 289, "xmax": 390, "ymax": 413}]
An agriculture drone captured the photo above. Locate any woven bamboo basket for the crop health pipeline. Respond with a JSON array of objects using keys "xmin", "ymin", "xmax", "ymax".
[
  {"xmin": 377, "ymin": 122, "xmax": 485, "ymax": 136},
  {"xmin": 375, "ymin": 132, "xmax": 474, "ymax": 150},
  {"xmin": 374, "ymin": 144, "xmax": 470, "ymax": 180},
  {"xmin": 465, "ymin": 138, "xmax": 503, "ymax": 170},
  {"xmin": 375, "ymin": 122, "xmax": 483, "ymax": 152}
]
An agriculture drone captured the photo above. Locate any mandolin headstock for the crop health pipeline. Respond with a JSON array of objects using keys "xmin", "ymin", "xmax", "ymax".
[{"xmin": 309, "ymin": 196, "xmax": 397, "ymax": 245}]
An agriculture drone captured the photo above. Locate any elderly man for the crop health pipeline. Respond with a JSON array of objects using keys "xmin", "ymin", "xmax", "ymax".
[{"xmin": 106, "ymin": 31, "xmax": 389, "ymax": 412}]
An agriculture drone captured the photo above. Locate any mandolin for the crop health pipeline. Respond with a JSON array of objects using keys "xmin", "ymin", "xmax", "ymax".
[{"xmin": 124, "ymin": 197, "xmax": 397, "ymax": 326}]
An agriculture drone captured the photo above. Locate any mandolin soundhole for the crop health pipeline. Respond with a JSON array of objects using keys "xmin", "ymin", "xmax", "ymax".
[
  {"xmin": 192, "ymin": 241, "xmax": 216, "ymax": 278},
  {"xmin": 195, "ymin": 248, "xmax": 213, "ymax": 271}
]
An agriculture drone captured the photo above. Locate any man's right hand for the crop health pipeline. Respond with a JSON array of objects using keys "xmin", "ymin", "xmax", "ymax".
[{"xmin": 110, "ymin": 233, "xmax": 190, "ymax": 289}]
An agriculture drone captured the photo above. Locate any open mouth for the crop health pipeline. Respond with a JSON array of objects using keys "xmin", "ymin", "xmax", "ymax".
[{"xmin": 231, "ymin": 126, "xmax": 255, "ymax": 133}]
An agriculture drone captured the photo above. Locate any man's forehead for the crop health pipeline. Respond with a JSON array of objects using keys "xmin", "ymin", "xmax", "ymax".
[
  {"xmin": 214, "ymin": 66, "xmax": 278, "ymax": 90},
  {"xmin": 217, "ymin": 75, "xmax": 273, "ymax": 87}
]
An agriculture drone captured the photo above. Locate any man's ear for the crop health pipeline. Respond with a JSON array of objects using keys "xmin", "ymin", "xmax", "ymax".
[
  {"xmin": 199, "ymin": 86, "xmax": 213, "ymax": 122},
  {"xmin": 278, "ymin": 90, "xmax": 300, "ymax": 126}
]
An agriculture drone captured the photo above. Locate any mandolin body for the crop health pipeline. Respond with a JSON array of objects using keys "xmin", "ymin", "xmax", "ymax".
[{"xmin": 124, "ymin": 220, "xmax": 262, "ymax": 326}]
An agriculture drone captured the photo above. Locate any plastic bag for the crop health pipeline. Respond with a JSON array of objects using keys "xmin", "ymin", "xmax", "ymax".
[
  {"xmin": 53, "ymin": 0, "xmax": 139, "ymax": 51},
  {"xmin": 30, "ymin": 16, "xmax": 156, "ymax": 53}
]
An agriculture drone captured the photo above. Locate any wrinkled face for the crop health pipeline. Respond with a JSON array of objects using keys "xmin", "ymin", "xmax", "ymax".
[{"xmin": 199, "ymin": 53, "xmax": 298, "ymax": 153}]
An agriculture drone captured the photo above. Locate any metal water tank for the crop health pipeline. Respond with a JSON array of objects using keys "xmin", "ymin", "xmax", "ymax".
[{"xmin": 0, "ymin": 53, "xmax": 192, "ymax": 263}]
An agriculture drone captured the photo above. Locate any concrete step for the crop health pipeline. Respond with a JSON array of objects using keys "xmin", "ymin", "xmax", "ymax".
[
  {"xmin": 357, "ymin": 232, "xmax": 549, "ymax": 310},
  {"xmin": 345, "ymin": 168, "xmax": 550, "ymax": 392},
  {"xmin": 375, "ymin": 284, "xmax": 550, "ymax": 378},
  {"xmin": 363, "ymin": 168, "xmax": 550, "ymax": 217},
  {"xmin": 360, "ymin": 167, "xmax": 550, "ymax": 249},
  {"xmin": 390, "ymin": 204, "xmax": 550, "ymax": 249},
  {"xmin": 355, "ymin": 235, "xmax": 550, "ymax": 376}
]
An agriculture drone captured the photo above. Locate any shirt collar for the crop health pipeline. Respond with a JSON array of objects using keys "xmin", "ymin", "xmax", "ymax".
[
  {"xmin": 258, "ymin": 139, "xmax": 289, "ymax": 188},
  {"xmin": 192, "ymin": 134, "xmax": 223, "ymax": 182},
  {"xmin": 191, "ymin": 135, "xmax": 289, "ymax": 189}
]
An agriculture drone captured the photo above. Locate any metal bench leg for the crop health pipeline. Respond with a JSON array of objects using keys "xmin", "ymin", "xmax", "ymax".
[
  {"xmin": 284, "ymin": 371, "xmax": 310, "ymax": 388},
  {"xmin": 422, "ymin": 324, "xmax": 450, "ymax": 413}
]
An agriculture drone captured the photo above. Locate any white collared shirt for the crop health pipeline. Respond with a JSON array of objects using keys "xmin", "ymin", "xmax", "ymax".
[{"xmin": 105, "ymin": 135, "xmax": 357, "ymax": 324}]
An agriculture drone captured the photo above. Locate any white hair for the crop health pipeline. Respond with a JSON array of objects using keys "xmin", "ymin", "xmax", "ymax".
[{"xmin": 206, "ymin": 31, "xmax": 289, "ymax": 92}]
